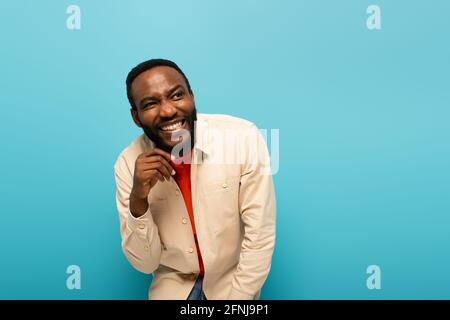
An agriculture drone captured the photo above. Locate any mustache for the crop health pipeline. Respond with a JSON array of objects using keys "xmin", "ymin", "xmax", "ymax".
[{"xmin": 157, "ymin": 108, "xmax": 197, "ymax": 127}]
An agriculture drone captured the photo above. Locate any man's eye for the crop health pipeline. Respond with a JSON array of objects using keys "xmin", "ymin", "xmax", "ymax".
[
  {"xmin": 144, "ymin": 102, "xmax": 156, "ymax": 109},
  {"xmin": 173, "ymin": 91, "xmax": 184, "ymax": 99}
]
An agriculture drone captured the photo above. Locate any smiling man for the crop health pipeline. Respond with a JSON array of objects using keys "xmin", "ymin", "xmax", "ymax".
[{"xmin": 114, "ymin": 59, "xmax": 276, "ymax": 300}]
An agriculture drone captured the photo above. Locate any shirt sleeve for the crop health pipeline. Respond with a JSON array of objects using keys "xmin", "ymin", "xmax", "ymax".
[
  {"xmin": 228, "ymin": 124, "xmax": 277, "ymax": 299},
  {"xmin": 114, "ymin": 155, "xmax": 162, "ymax": 274}
]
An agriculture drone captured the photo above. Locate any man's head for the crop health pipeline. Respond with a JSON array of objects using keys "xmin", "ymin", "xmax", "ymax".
[{"xmin": 126, "ymin": 59, "xmax": 197, "ymax": 154}]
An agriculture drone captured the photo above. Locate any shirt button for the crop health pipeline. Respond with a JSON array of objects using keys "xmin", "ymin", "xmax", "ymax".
[
  {"xmin": 175, "ymin": 190, "xmax": 180, "ymax": 196},
  {"xmin": 222, "ymin": 183, "xmax": 228, "ymax": 188},
  {"xmin": 188, "ymin": 247, "xmax": 194, "ymax": 253},
  {"xmin": 144, "ymin": 245, "xmax": 149, "ymax": 251},
  {"xmin": 138, "ymin": 224, "xmax": 145, "ymax": 230},
  {"xmin": 182, "ymin": 218, "xmax": 188, "ymax": 224}
]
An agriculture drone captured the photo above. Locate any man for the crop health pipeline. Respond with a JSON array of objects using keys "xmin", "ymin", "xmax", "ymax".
[{"xmin": 114, "ymin": 58, "xmax": 276, "ymax": 300}]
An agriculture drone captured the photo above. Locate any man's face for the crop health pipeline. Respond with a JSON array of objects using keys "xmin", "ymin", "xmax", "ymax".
[{"xmin": 130, "ymin": 66, "xmax": 196, "ymax": 154}]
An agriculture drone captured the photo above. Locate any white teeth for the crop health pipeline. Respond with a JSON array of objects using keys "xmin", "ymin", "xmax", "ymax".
[{"xmin": 161, "ymin": 120, "xmax": 183, "ymax": 131}]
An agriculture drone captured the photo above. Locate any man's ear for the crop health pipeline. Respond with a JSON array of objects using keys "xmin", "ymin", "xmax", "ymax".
[{"xmin": 130, "ymin": 108, "xmax": 142, "ymax": 128}]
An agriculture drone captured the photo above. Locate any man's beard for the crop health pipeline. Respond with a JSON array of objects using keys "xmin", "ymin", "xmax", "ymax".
[{"xmin": 141, "ymin": 106, "xmax": 197, "ymax": 154}]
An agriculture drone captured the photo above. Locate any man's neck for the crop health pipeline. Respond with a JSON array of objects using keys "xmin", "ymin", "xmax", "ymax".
[{"xmin": 172, "ymin": 148, "xmax": 192, "ymax": 165}]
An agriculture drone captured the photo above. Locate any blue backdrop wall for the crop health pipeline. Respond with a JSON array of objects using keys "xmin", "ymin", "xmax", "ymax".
[{"xmin": 1, "ymin": 0, "xmax": 449, "ymax": 299}]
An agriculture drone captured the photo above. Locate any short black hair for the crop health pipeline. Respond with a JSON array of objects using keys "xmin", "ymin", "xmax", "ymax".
[{"xmin": 126, "ymin": 58, "xmax": 193, "ymax": 110}]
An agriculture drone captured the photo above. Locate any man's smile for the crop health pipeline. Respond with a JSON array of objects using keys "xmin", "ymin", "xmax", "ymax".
[{"xmin": 159, "ymin": 118, "xmax": 186, "ymax": 132}]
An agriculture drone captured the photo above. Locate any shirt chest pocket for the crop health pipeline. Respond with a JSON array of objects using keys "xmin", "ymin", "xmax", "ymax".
[
  {"xmin": 199, "ymin": 176, "xmax": 241, "ymax": 222},
  {"xmin": 200, "ymin": 175, "xmax": 241, "ymax": 196}
]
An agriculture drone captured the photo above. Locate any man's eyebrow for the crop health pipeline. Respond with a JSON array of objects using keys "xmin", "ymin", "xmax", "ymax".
[{"xmin": 167, "ymin": 84, "xmax": 184, "ymax": 96}]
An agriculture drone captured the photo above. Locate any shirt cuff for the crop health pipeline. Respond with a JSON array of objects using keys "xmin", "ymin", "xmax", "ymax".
[{"xmin": 127, "ymin": 207, "xmax": 152, "ymax": 232}]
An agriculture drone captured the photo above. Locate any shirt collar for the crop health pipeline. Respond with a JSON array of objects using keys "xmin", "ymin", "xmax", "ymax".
[{"xmin": 192, "ymin": 115, "xmax": 210, "ymax": 157}]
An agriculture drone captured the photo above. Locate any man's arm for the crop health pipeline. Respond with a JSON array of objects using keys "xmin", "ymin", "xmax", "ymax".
[
  {"xmin": 114, "ymin": 149, "xmax": 174, "ymax": 274},
  {"xmin": 114, "ymin": 156, "xmax": 162, "ymax": 274},
  {"xmin": 228, "ymin": 125, "xmax": 277, "ymax": 299}
]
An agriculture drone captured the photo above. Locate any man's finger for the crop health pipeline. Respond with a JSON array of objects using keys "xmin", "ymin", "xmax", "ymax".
[
  {"xmin": 141, "ymin": 162, "xmax": 173, "ymax": 180},
  {"xmin": 146, "ymin": 169, "xmax": 165, "ymax": 183},
  {"xmin": 140, "ymin": 155, "xmax": 175, "ymax": 174},
  {"xmin": 141, "ymin": 155, "xmax": 175, "ymax": 177},
  {"xmin": 154, "ymin": 170, "xmax": 165, "ymax": 183},
  {"xmin": 142, "ymin": 148, "xmax": 173, "ymax": 163}
]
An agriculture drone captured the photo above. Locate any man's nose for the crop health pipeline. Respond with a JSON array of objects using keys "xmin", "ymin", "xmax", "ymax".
[{"xmin": 159, "ymin": 100, "xmax": 177, "ymax": 118}]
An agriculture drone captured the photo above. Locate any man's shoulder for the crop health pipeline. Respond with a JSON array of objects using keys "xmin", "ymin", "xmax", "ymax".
[
  {"xmin": 114, "ymin": 134, "xmax": 149, "ymax": 170},
  {"xmin": 198, "ymin": 113, "xmax": 256, "ymax": 130}
]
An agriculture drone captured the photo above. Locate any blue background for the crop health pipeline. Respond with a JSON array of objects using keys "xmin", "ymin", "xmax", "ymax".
[{"xmin": 1, "ymin": 0, "xmax": 449, "ymax": 299}]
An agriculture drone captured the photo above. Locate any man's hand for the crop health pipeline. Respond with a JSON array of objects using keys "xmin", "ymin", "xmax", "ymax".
[{"xmin": 130, "ymin": 148, "xmax": 174, "ymax": 217}]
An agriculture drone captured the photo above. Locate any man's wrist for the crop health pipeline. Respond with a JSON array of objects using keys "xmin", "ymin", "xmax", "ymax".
[{"xmin": 129, "ymin": 192, "xmax": 149, "ymax": 218}]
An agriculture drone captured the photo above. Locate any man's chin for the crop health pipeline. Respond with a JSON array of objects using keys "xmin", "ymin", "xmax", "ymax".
[
  {"xmin": 149, "ymin": 136, "xmax": 187, "ymax": 153},
  {"xmin": 163, "ymin": 139, "xmax": 192, "ymax": 154}
]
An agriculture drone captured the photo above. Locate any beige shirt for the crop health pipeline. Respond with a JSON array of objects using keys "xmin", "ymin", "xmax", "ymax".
[{"xmin": 114, "ymin": 113, "xmax": 276, "ymax": 300}]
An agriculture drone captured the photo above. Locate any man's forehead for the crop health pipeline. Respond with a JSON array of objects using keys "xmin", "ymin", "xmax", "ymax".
[{"xmin": 133, "ymin": 66, "xmax": 184, "ymax": 94}]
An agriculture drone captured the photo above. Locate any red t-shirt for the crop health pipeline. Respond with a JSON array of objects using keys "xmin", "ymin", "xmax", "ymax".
[{"xmin": 170, "ymin": 152, "xmax": 205, "ymax": 276}]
